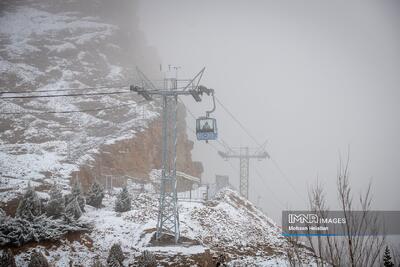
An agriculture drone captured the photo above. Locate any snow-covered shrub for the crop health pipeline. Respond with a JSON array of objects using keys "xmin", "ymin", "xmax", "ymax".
[
  {"xmin": 15, "ymin": 184, "xmax": 42, "ymax": 220},
  {"xmin": 65, "ymin": 198, "xmax": 82, "ymax": 220},
  {"xmin": 107, "ymin": 243, "xmax": 124, "ymax": 266},
  {"xmin": 0, "ymin": 215, "xmax": 88, "ymax": 246},
  {"xmin": 46, "ymin": 197, "xmax": 65, "ymax": 219},
  {"xmin": 46, "ymin": 184, "xmax": 65, "ymax": 218},
  {"xmin": 64, "ymin": 194, "xmax": 74, "ymax": 206},
  {"xmin": 28, "ymin": 251, "xmax": 49, "ymax": 267},
  {"xmin": 86, "ymin": 181, "xmax": 105, "ymax": 208},
  {"xmin": 0, "ymin": 208, "xmax": 5, "ymax": 217},
  {"xmin": 49, "ymin": 183, "xmax": 63, "ymax": 199},
  {"xmin": 0, "ymin": 208, "xmax": 6, "ymax": 225},
  {"xmin": 136, "ymin": 250, "xmax": 156, "ymax": 267},
  {"xmin": 91, "ymin": 259, "xmax": 105, "ymax": 267},
  {"xmin": 107, "ymin": 257, "xmax": 122, "ymax": 267},
  {"xmin": 65, "ymin": 181, "xmax": 86, "ymax": 212},
  {"xmin": 0, "ymin": 249, "xmax": 17, "ymax": 267},
  {"xmin": 114, "ymin": 187, "xmax": 131, "ymax": 212}
]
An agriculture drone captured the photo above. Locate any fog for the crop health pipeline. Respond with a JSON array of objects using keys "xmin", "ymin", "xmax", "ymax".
[{"xmin": 136, "ymin": 0, "xmax": 400, "ymax": 221}]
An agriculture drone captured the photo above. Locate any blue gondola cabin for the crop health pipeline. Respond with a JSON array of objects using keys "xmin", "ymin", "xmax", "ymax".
[{"xmin": 196, "ymin": 117, "xmax": 218, "ymax": 141}]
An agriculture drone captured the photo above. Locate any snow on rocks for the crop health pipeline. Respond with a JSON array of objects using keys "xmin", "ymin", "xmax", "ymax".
[
  {"xmin": 0, "ymin": 4, "xmax": 160, "ymax": 203},
  {"xmin": 0, "ymin": 6, "xmax": 114, "ymax": 60},
  {"xmin": 180, "ymin": 189, "xmax": 285, "ymax": 251},
  {"xmin": 9, "ymin": 188, "xmax": 316, "ymax": 266}
]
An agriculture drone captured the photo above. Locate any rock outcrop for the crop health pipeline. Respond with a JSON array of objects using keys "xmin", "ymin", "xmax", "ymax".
[{"xmin": 74, "ymin": 103, "xmax": 203, "ymax": 190}]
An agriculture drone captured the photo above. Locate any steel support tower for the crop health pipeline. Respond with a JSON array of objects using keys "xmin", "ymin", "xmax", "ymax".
[
  {"xmin": 218, "ymin": 145, "xmax": 269, "ymax": 199},
  {"xmin": 131, "ymin": 67, "xmax": 210, "ymax": 243}
]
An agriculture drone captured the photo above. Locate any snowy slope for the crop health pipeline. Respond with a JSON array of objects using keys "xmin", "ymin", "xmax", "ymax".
[
  {"xmin": 12, "ymin": 188, "xmax": 316, "ymax": 266},
  {"xmin": 0, "ymin": 3, "xmax": 160, "ymax": 202}
]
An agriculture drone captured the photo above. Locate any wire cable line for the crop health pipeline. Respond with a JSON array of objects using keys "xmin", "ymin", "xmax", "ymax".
[
  {"xmin": 186, "ymin": 123, "xmax": 286, "ymax": 209},
  {"xmin": 0, "ymin": 90, "xmax": 131, "ymax": 99},
  {"xmin": 252, "ymin": 166, "xmax": 287, "ymax": 208},
  {"xmin": 214, "ymin": 96, "xmax": 307, "ymax": 203},
  {"xmin": 0, "ymin": 85, "xmax": 130, "ymax": 94},
  {"xmin": 215, "ymin": 96, "xmax": 260, "ymax": 146},
  {"xmin": 182, "ymin": 101, "xmax": 287, "ymax": 209}
]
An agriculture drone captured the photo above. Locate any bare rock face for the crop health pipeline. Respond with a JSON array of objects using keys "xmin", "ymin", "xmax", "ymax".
[{"xmin": 74, "ymin": 103, "xmax": 203, "ymax": 190}]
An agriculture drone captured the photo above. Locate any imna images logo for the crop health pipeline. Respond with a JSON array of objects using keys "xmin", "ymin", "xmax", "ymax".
[
  {"xmin": 287, "ymin": 212, "xmax": 346, "ymax": 224},
  {"xmin": 288, "ymin": 213, "xmax": 318, "ymax": 224}
]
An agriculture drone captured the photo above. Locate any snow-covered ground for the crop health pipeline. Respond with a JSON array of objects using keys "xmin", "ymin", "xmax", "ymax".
[{"xmin": 12, "ymin": 188, "xmax": 316, "ymax": 266}]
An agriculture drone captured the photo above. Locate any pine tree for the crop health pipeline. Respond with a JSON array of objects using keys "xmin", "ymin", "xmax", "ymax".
[
  {"xmin": 28, "ymin": 251, "xmax": 49, "ymax": 267},
  {"xmin": 0, "ymin": 208, "xmax": 5, "ymax": 217},
  {"xmin": 86, "ymin": 181, "xmax": 105, "ymax": 208},
  {"xmin": 65, "ymin": 198, "xmax": 82, "ymax": 220},
  {"xmin": 15, "ymin": 183, "xmax": 42, "ymax": 220},
  {"xmin": 136, "ymin": 250, "xmax": 156, "ymax": 267},
  {"xmin": 383, "ymin": 246, "xmax": 394, "ymax": 267},
  {"xmin": 92, "ymin": 259, "xmax": 105, "ymax": 267},
  {"xmin": 49, "ymin": 182, "xmax": 63, "ymax": 199},
  {"xmin": 114, "ymin": 187, "xmax": 131, "ymax": 212},
  {"xmin": 0, "ymin": 249, "xmax": 17, "ymax": 267},
  {"xmin": 0, "ymin": 214, "xmax": 88, "ymax": 246},
  {"xmin": 46, "ymin": 183, "xmax": 65, "ymax": 218},
  {"xmin": 107, "ymin": 257, "xmax": 122, "ymax": 267},
  {"xmin": 107, "ymin": 243, "xmax": 124, "ymax": 267},
  {"xmin": 64, "ymin": 193, "xmax": 74, "ymax": 206},
  {"xmin": 71, "ymin": 181, "xmax": 86, "ymax": 212}
]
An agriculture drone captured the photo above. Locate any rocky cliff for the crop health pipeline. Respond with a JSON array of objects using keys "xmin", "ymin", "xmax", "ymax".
[
  {"xmin": 74, "ymin": 103, "xmax": 203, "ymax": 190},
  {"xmin": 0, "ymin": 0, "xmax": 202, "ymax": 204}
]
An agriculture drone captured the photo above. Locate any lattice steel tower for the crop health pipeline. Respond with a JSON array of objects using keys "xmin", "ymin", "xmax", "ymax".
[
  {"xmin": 218, "ymin": 145, "xmax": 269, "ymax": 199},
  {"xmin": 131, "ymin": 67, "xmax": 211, "ymax": 243}
]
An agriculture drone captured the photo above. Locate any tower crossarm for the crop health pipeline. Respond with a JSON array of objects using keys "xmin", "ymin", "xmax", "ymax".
[{"xmin": 217, "ymin": 145, "xmax": 269, "ymax": 199}]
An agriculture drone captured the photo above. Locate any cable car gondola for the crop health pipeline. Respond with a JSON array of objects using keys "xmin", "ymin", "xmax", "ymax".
[
  {"xmin": 195, "ymin": 87, "xmax": 218, "ymax": 142},
  {"xmin": 196, "ymin": 116, "xmax": 218, "ymax": 141}
]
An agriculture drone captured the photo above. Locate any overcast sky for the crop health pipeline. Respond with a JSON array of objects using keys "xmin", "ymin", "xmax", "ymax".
[{"xmin": 136, "ymin": 0, "xmax": 400, "ymax": 221}]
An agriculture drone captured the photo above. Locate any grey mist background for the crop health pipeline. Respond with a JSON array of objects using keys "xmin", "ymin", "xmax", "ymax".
[{"xmin": 136, "ymin": 0, "xmax": 400, "ymax": 222}]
